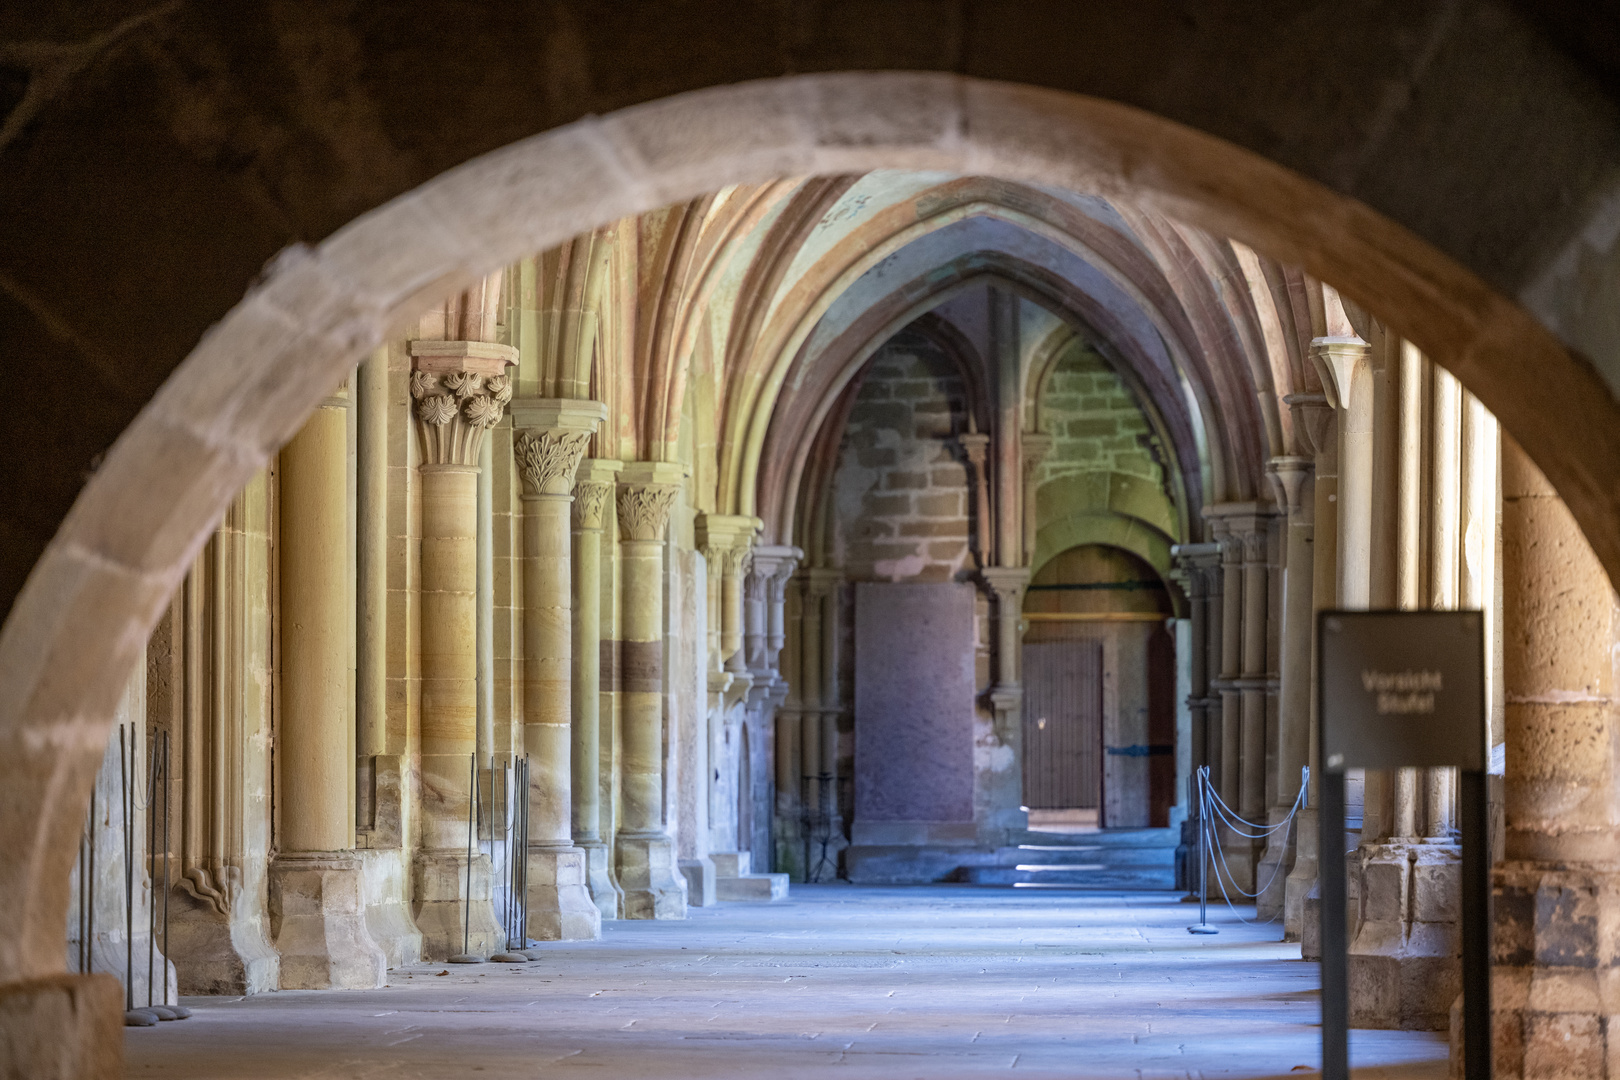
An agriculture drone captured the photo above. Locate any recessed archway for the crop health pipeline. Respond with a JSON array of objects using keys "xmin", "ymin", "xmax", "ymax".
[{"xmin": 3, "ymin": 71, "xmax": 1618, "ymax": 1055}]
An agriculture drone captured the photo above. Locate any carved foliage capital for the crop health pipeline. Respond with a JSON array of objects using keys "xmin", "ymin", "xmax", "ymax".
[
  {"xmin": 617, "ymin": 484, "xmax": 679, "ymax": 542},
  {"xmin": 411, "ymin": 364, "xmax": 513, "ymax": 467},
  {"xmin": 514, "ymin": 428, "xmax": 591, "ymax": 498},
  {"xmin": 573, "ymin": 479, "xmax": 614, "ymax": 530}
]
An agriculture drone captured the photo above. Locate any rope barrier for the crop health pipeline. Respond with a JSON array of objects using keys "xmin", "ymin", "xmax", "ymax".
[{"xmin": 1187, "ymin": 765, "xmax": 1308, "ymax": 931}]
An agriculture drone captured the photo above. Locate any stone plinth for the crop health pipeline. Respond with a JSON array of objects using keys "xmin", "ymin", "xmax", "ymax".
[
  {"xmin": 1349, "ymin": 842, "xmax": 1460, "ymax": 1030},
  {"xmin": 412, "ymin": 852, "xmax": 504, "ymax": 961},
  {"xmin": 269, "ymin": 854, "xmax": 388, "ymax": 990},
  {"xmin": 617, "ymin": 833, "xmax": 689, "ymax": 920},
  {"xmin": 525, "ymin": 847, "xmax": 602, "ymax": 941},
  {"xmin": 0, "ymin": 972, "xmax": 122, "ymax": 1080}
]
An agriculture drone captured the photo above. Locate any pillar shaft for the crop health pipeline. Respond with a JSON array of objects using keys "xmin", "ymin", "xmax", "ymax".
[
  {"xmin": 512, "ymin": 400, "xmax": 606, "ymax": 940},
  {"xmin": 572, "ymin": 459, "xmax": 620, "ymax": 919},
  {"xmin": 279, "ymin": 398, "xmax": 354, "ymax": 855},
  {"xmin": 615, "ymin": 463, "xmax": 688, "ymax": 919},
  {"xmin": 1283, "ymin": 393, "xmax": 1335, "ymax": 943},
  {"xmin": 273, "ymin": 391, "xmax": 387, "ymax": 990},
  {"xmin": 408, "ymin": 338, "xmax": 513, "ymax": 960}
]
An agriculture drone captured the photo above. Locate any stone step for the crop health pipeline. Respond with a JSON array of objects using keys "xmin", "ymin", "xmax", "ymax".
[
  {"xmin": 715, "ymin": 873, "xmax": 790, "ymax": 902},
  {"xmin": 961, "ymin": 866, "xmax": 1177, "ymax": 889},
  {"xmin": 997, "ymin": 844, "xmax": 1175, "ymax": 868},
  {"xmin": 1012, "ymin": 827, "xmax": 1179, "ymax": 848}
]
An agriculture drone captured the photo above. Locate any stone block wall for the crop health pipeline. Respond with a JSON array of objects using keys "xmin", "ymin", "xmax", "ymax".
[
  {"xmin": 1036, "ymin": 341, "xmax": 1165, "ymax": 496},
  {"xmin": 832, "ymin": 334, "xmax": 973, "ymax": 582}
]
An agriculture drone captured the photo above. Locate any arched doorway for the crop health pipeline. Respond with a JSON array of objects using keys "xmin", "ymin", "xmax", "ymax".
[{"xmin": 1023, "ymin": 545, "xmax": 1175, "ymax": 830}]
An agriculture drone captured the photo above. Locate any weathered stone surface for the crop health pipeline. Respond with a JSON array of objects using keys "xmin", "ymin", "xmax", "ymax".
[
  {"xmin": 0, "ymin": 973, "xmax": 121, "ymax": 1080},
  {"xmin": 852, "ymin": 582, "xmax": 976, "ymax": 826}
]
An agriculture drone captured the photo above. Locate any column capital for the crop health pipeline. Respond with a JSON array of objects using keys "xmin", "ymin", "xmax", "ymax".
[
  {"xmin": 1021, "ymin": 431, "xmax": 1054, "ymax": 469},
  {"xmin": 409, "ymin": 339, "xmax": 517, "ymax": 467},
  {"xmin": 801, "ymin": 566, "xmax": 842, "ymax": 600},
  {"xmin": 510, "ymin": 399, "xmax": 607, "ymax": 498},
  {"xmin": 1266, "ymin": 455, "xmax": 1315, "ymax": 521},
  {"xmin": 956, "ymin": 432, "xmax": 990, "ymax": 468},
  {"xmin": 572, "ymin": 458, "xmax": 623, "ymax": 531},
  {"xmin": 696, "ymin": 513, "xmax": 762, "ymax": 577},
  {"xmin": 616, "ymin": 462, "xmax": 686, "ymax": 542},
  {"xmin": 1282, "ymin": 392, "xmax": 1336, "ymax": 462},
  {"xmin": 1309, "ymin": 336, "xmax": 1372, "ymax": 413},
  {"xmin": 751, "ymin": 544, "xmax": 802, "ymax": 601},
  {"xmin": 980, "ymin": 565, "xmax": 1030, "ymax": 601}
]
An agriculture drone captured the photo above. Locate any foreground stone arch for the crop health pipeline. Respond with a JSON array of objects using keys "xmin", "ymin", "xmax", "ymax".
[{"xmin": 5, "ymin": 18, "xmax": 1620, "ymax": 1055}]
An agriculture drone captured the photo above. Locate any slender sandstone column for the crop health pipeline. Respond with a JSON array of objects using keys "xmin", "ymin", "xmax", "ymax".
[
  {"xmin": 273, "ymin": 390, "xmax": 387, "ymax": 989},
  {"xmin": 799, "ymin": 570, "xmax": 832, "ymax": 831},
  {"xmin": 983, "ymin": 566, "xmax": 1031, "ymax": 745},
  {"xmin": 1284, "ymin": 393, "xmax": 1336, "ymax": 943},
  {"xmin": 409, "ymin": 340, "xmax": 512, "ymax": 959},
  {"xmin": 571, "ymin": 458, "xmax": 622, "ymax": 919},
  {"xmin": 615, "ymin": 462, "xmax": 689, "ymax": 919},
  {"xmin": 511, "ymin": 399, "xmax": 607, "ymax": 941},
  {"xmin": 775, "ymin": 580, "xmax": 804, "ymax": 880},
  {"xmin": 1258, "ymin": 456, "xmax": 1313, "ymax": 920}
]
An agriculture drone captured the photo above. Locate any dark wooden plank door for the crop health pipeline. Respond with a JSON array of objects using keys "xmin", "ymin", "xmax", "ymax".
[{"xmin": 1022, "ymin": 640, "xmax": 1104, "ymax": 810}]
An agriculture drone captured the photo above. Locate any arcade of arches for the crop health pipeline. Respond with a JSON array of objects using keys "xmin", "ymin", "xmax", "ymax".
[
  {"xmin": 8, "ymin": 10, "xmax": 1620, "ymax": 1080},
  {"xmin": 34, "ymin": 169, "xmax": 1615, "ymax": 1078}
]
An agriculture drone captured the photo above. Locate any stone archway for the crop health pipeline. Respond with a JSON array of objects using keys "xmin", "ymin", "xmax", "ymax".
[{"xmin": 5, "ymin": 67, "xmax": 1620, "ymax": 1061}]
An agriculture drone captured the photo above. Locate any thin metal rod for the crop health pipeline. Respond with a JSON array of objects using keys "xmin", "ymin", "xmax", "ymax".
[
  {"xmin": 146, "ymin": 731, "xmax": 156, "ymax": 1007},
  {"xmin": 120, "ymin": 726, "xmax": 132, "ymax": 1012},
  {"xmin": 1199, "ymin": 770, "xmax": 1209, "ymax": 928},
  {"xmin": 161, "ymin": 732, "xmax": 172, "ymax": 1007},
  {"xmin": 1460, "ymin": 769, "xmax": 1491, "ymax": 1080},
  {"xmin": 464, "ymin": 752, "xmax": 476, "ymax": 956},
  {"xmin": 1319, "ymin": 769, "xmax": 1349, "ymax": 1080},
  {"xmin": 88, "ymin": 774, "xmax": 96, "ymax": 978}
]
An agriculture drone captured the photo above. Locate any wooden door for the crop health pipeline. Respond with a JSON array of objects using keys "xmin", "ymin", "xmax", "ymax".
[{"xmin": 1022, "ymin": 639, "xmax": 1104, "ymax": 810}]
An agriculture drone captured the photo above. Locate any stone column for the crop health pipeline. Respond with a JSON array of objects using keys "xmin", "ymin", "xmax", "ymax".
[
  {"xmin": 615, "ymin": 463, "xmax": 689, "ymax": 919},
  {"xmin": 1485, "ymin": 440, "xmax": 1620, "ymax": 1078},
  {"xmin": 982, "ymin": 566, "xmax": 1031, "ymax": 722},
  {"xmin": 570, "ymin": 458, "xmax": 622, "ymax": 920},
  {"xmin": 798, "ymin": 569, "xmax": 831, "ymax": 831},
  {"xmin": 750, "ymin": 546, "xmax": 803, "ymax": 865},
  {"xmin": 1316, "ymin": 336, "xmax": 1374, "ymax": 609},
  {"xmin": 1173, "ymin": 542, "xmax": 1220, "ymax": 894},
  {"xmin": 510, "ymin": 399, "xmax": 607, "ymax": 941},
  {"xmin": 1021, "ymin": 432, "xmax": 1053, "ymax": 567},
  {"xmin": 774, "ymin": 580, "xmax": 804, "ymax": 880},
  {"xmin": 408, "ymin": 340, "xmax": 513, "ymax": 959},
  {"xmin": 273, "ymin": 390, "xmax": 388, "ymax": 989},
  {"xmin": 1258, "ymin": 456, "xmax": 1313, "ymax": 921},
  {"xmin": 1284, "ymin": 392, "xmax": 1336, "ymax": 944}
]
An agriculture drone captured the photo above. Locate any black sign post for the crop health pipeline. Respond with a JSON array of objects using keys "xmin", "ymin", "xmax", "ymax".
[{"xmin": 1317, "ymin": 610, "xmax": 1488, "ymax": 1080}]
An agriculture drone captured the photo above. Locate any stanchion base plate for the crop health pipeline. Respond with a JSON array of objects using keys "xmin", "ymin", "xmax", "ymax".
[
  {"xmin": 490, "ymin": 952, "xmax": 528, "ymax": 963},
  {"xmin": 1187, "ymin": 925, "xmax": 1219, "ymax": 935},
  {"xmin": 447, "ymin": 954, "xmax": 485, "ymax": 964}
]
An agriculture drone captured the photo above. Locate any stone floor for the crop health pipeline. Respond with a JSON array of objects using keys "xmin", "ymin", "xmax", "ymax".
[{"xmin": 127, "ymin": 885, "xmax": 1447, "ymax": 1078}]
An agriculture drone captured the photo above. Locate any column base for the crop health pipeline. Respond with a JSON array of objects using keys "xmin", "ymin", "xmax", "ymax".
[
  {"xmin": 1484, "ymin": 861, "xmax": 1620, "ymax": 1079},
  {"xmin": 269, "ymin": 853, "xmax": 387, "ymax": 990},
  {"xmin": 526, "ymin": 846, "xmax": 602, "ymax": 941},
  {"xmin": 679, "ymin": 855, "xmax": 717, "ymax": 907},
  {"xmin": 1255, "ymin": 810, "xmax": 1297, "ymax": 921},
  {"xmin": 1349, "ymin": 842, "xmax": 1460, "ymax": 1030},
  {"xmin": 579, "ymin": 839, "xmax": 621, "ymax": 920},
  {"xmin": 412, "ymin": 850, "xmax": 504, "ymax": 961},
  {"xmin": 616, "ymin": 831, "xmax": 688, "ymax": 920},
  {"xmin": 773, "ymin": 813, "xmax": 806, "ymax": 883},
  {"xmin": 0, "ymin": 973, "xmax": 121, "ymax": 1079},
  {"xmin": 1217, "ymin": 830, "xmax": 1262, "ymax": 896},
  {"xmin": 1283, "ymin": 805, "xmax": 1319, "ymax": 942}
]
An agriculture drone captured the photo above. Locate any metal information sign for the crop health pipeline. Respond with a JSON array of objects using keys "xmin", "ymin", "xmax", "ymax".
[{"xmin": 1317, "ymin": 611, "xmax": 1488, "ymax": 1080}]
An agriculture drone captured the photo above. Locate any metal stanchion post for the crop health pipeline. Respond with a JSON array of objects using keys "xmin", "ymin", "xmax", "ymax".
[
  {"xmin": 1188, "ymin": 767, "xmax": 1217, "ymax": 934},
  {"xmin": 449, "ymin": 753, "xmax": 485, "ymax": 963}
]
